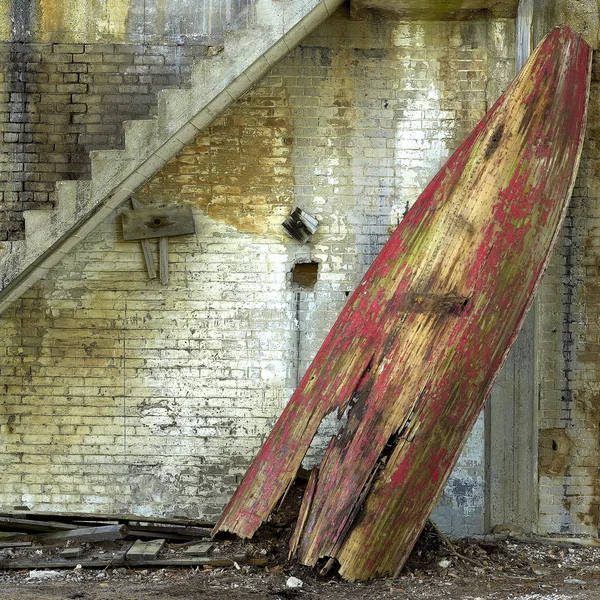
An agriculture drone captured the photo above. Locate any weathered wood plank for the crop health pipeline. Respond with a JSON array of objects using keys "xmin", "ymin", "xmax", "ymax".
[
  {"xmin": 183, "ymin": 542, "xmax": 215, "ymax": 556},
  {"xmin": 126, "ymin": 539, "xmax": 166, "ymax": 562},
  {"xmin": 38, "ymin": 525, "xmax": 129, "ymax": 545},
  {"xmin": 159, "ymin": 237, "xmax": 169, "ymax": 285},
  {"xmin": 0, "ymin": 556, "xmax": 269, "ymax": 570},
  {"xmin": 131, "ymin": 198, "xmax": 157, "ymax": 279},
  {"xmin": 127, "ymin": 524, "xmax": 212, "ymax": 539},
  {"xmin": 0, "ymin": 542, "xmax": 32, "ymax": 549},
  {"xmin": 0, "ymin": 516, "xmax": 78, "ymax": 532},
  {"xmin": 0, "ymin": 511, "xmax": 215, "ymax": 527},
  {"xmin": 330, "ymin": 28, "xmax": 591, "ymax": 581},
  {"xmin": 122, "ymin": 205, "xmax": 195, "ymax": 241},
  {"xmin": 59, "ymin": 547, "xmax": 83, "ymax": 558},
  {"xmin": 214, "ymin": 26, "xmax": 592, "ymax": 581}
]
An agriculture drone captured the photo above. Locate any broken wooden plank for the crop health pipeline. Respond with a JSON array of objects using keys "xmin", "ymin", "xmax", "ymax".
[
  {"xmin": 0, "ymin": 516, "xmax": 78, "ymax": 532},
  {"xmin": 122, "ymin": 205, "xmax": 195, "ymax": 241},
  {"xmin": 0, "ymin": 511, "xmax": 215, "ymax": 528},
  {"xmin": 486, "ymin": 535, "xmax": 600, "ymax": 548},
  {"xmin": 214, "ymin": 26, "xmax": 592, "ymax": 581},
  {"xmin": 59, "ymin": 547, "xmax": 83, "ymax": 558},
  {"xmin": 127, "ymin": 523, "xmax": 212, "ymax": 539},
  {"xmin": 183, "ymin": 542, "xmax": 215, "ymax": 556},
  {"xmin": 0, "ymin": 556, "xmax": 269, "ymax": 570},
  {"xmin": 38, "ymin": 525, "xmax": 129, "ymax": 545},
  {"xmin": 126, "ymin": 539, "xmax": 166, "ymax": 562},
  {"xmin": 0, "ymin": 532, "xmax": 28, "ymax": 542},
  {"xmin": 0, "ymin": 541, "xmax": 32, "ymax": 549},
  {"xmin": 131, "ymin": 198, "xmax": 157, "ymax": 278},
  {"xmin": 124, "ymin": 530, "xmax": 194, "ymax": 542}
]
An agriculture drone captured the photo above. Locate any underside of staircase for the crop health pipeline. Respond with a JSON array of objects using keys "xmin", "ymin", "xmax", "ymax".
[{"xmin": 0, "ymin": 0, "xmax": 343, "ymax": 315}]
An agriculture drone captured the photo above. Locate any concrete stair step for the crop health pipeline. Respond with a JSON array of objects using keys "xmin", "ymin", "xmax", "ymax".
[{"xmin": 0, "ymin": 0, "xmax": 343, "ymax": 313}]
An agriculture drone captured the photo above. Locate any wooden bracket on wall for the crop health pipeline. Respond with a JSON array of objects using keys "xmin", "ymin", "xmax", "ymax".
[
  {"xmin": 124, "ymin": 200, "xmax": 196, "ymax": 285},
  {"xmin": 129, "ymin": 198, "xmax": 157, "ymax": 279}
]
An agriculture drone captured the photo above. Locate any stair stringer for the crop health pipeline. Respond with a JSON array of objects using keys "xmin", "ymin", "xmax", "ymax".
[{"xmin": 0, "ymin": 0, "xmax": 344, "ymax": 315}]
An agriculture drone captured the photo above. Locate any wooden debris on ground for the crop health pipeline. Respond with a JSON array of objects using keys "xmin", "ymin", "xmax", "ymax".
[
  {"xmin": 183, "ymin": 542, "xmax": 215, "ymax": 556},
  {"xmin": 213, "ymin": 26, "xmax": 592, "ymax": 581},
  {"xmin": 0, "ymin": 512, "xmax": 267, "ymax": 571},
  {"xmin": 0, "ymin": 556, "xmax": 269, "ymax": 570},
  {"xmin": 0, "ymin": 513, "xmax": 216, "ymax": 548},
  {"xmin": 0, "ymin": 517, "xmax": 78, "ymax": 533},
  {"xmin": 126, "ymin": 523, "xmax": 212, "ymax": 540},
  {"xmin": 126, "ymin": 539, "xmax": 166, "ymax": 562},
  {"xmin": 0, "ymin": 542, "xmax": 31, "ymax": 549},
  {"xmin": 59, "ymin": 547, "xmax": 83, "ymax": 558},
  {"xmin": 0, "ymin": 511, "xmax": 213, "ymax": 542},
  {"xmin": 486, "ymin": 535, "xmax": 600, "ymax": 549},
  {"xmin": 0, "ymin": 510, "xmax": 214, "ymax": 527},
  {"xmin": 38, "ymin": 525, "xmax": 129, "ymax": 545}
]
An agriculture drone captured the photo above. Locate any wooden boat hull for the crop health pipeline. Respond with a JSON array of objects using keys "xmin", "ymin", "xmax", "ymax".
[{"xmin": 214, "ymin": 26, "xmax": 592, "ymax": 580}]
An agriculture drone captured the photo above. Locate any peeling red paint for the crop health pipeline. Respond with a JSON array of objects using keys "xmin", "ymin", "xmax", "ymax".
[{"xmin": 214, "ymin": 27, "xmax": 592, "ymax": 581}]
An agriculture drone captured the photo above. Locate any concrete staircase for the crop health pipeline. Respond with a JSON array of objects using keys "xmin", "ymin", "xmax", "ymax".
[{"xmin": 0, "ymin": 0, "xmax": 342, "ymax": 314}]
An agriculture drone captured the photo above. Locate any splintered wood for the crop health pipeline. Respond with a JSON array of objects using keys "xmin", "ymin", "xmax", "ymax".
[{"xmin": 214, "ymin": 27, "xmax": 592, "ymax": 580}]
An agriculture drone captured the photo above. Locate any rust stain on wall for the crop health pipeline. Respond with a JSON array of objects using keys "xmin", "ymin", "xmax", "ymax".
[
  {"xmin": 38, "ymin": 0, "xmax": 129, "ymax": 41},
  {"xmin": 328, "ymin": 46, "xmax": 356, "ymax": 155},
  {"xmin": 39, "ymin": 0, "xmax": 91, "ymax": 40},
  {"xmin": 137, "ymin": 80, "xmax": 296, "ymax": 237},
  {"xmin": 39, "ymin": 0, "xmax": 65, "ymax": 37},
  {"xmin": 156, "ymin": 0, "xmax": 166, "ymax": 39},
  {"xmin": 0, "ymin": 3, "xmax": 9, "ymax": 39},
  {"xmin": 96, "ymin": 0, "xmax": 130, "ymax": 39},
  {"xmin": 538, "ymin": 428, "xmax": 573, "ymax": 477}
]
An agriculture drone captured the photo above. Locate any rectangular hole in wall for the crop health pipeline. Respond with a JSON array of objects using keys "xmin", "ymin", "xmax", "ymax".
[{"xmin": 292, "ymin": 262, "xmax": 319, "ymax": 288}]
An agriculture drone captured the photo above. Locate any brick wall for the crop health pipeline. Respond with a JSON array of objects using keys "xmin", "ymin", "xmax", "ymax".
[
  {"xmin": 1, "ymin": 0, "xmax": 257, "ymax": 45},
  {"xmin": 0, "ymin": 12, "xmax": 505, "ymax": 527},
  {"xmin": 0, "ymin": 41, "xmax": 212, "ymax": 241},
  {"xmin": 536, "ymin": 54, "xmax": 600, "ymax": 536}
]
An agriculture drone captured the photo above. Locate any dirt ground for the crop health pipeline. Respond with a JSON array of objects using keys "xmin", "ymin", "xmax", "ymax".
[
  {"xmin": 2, "ymin": 485, "xmax": 600, "ymax": 600},
  {"xmin": 3, "ymin": 525, "xmax": 600, "ymax": 600}
]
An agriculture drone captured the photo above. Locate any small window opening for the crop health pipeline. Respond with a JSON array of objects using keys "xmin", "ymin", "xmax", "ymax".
[
  {"xmin": 292, "ymin": 262, "xmax": 319, "ymax": 289},
  {"xmin": 552, "ymin": 440, "xmax": 558, "ymax": 451}
]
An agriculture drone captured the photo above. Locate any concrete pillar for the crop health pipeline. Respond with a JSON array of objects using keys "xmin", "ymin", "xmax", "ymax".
[
  {"xmin": 532, "ymin": 0, "xmax": 599, "ymax": 48},
  {"xmin": 486, "ymin": 309, "xmax": 539, "ymax": 533},
  {"xmin": 484, "ymin": 3, "xmax": 538, "ymax": 534},
  {"xmin": 486, "ymin": 0, "xmax": 600, "ymax": 536},
  {"xmin": 532, "ymin": 0, "xmax": 600, "ymax": 536}
]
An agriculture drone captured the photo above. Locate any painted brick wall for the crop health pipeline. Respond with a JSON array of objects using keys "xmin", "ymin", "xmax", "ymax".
[
  {"xmin": 0, "ymin": 11, "xmax": 508, "ymax": 528},
  {"xmin": 2, "ymin": 0, "xmax": 258, "ymax": 45},
  {"xmin": 536, "ymin": 54, "xmax": 600, "ymax": 536},
  {"xmin": 0, "ymin": 41, "xmax": 212, "ymax": 241}
]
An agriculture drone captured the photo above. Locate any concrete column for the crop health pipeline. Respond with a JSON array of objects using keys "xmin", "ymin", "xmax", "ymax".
[
  {"xmin": 484, "ymin": 7, "xmax": 538, "ymax": 534},
  {"xmin": 486, "ymin": 309, "xmax": 539, "ymax": 533},
  {"xmin": 485, "ymin": 0, "xmax": 599, "ymax": 536},
  {"xmin": 532, "ymin": 0, "xmax": 598, "ymax": 49},
  {"xmin": 531, "ymin": 0, "xmax": 600, "ymax": 536}
]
